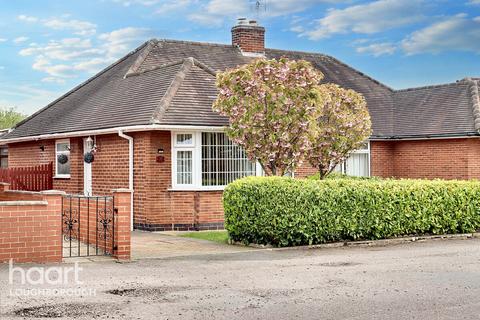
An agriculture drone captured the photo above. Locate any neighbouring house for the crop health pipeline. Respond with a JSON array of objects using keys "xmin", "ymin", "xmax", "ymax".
[{"xmin": 1, "ymin": 19, "xmax": 480, "ymax": 231}]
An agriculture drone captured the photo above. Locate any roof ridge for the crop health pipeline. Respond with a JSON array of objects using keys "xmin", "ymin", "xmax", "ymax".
[
  {"xmin": 150, "ymin": 58, "xmax": 196, "ymax": 123},
  {"xmin": 157, "ymin": 38, "xmax": 234, "ymax": 48},
  {"xmin": 124, "ymin": 39, "xmax": 158, "ymax": 78},
  {"xmin": 7, "ymin": 41, "xmax": 151, "ymax": 134},
  {"xmin": 266, "ymin": 48, "xmax": 394, "ymax": 92},
  {"xmin": 394, "ymin": 81, "xmax": 468, "ymax": 93},
  {"xmin": 126, "ymin": 56, "xmax": 216, "ymax": 78},
  {"xmin": 466, "ymin": 78, "xmax": 480, "ymax": 131}
]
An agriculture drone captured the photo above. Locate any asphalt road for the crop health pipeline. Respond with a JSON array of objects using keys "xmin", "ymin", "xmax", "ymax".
[{"xmin": 1, "ymin": 238, "xmax": 480, "ymax": 319}]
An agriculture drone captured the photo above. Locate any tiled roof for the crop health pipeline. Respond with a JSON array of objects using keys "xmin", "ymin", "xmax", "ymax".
[{"xmin": 3, "ymin": 39, "xmax": 479, "ymax": 140}]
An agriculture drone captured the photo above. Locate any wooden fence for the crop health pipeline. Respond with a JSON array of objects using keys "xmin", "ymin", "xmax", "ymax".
[{"xmin": 0, "ymin": 163, "xmax": 53, "ymax": 191}]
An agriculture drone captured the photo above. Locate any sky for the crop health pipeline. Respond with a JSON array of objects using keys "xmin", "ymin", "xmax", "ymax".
[{"xmin": 0, "ymin": 0, "xmax": 479, "ymax": 115}]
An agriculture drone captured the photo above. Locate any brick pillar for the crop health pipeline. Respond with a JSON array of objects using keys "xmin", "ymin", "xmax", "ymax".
[
  {"xmin": 112, "ymin": 189, "xmax": 132, "ymax": 261},
  {"xmin": 40, "ymin": 190, "xmax": 66, "ymax": 263}
]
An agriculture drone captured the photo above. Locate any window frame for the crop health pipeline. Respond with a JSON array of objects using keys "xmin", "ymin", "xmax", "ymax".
[
  {"xmin": 335, "ymin": 141, "xmax": 371, "ymax": 177},
  {"xmin": 171, "ymin": 131, "xmax": 260, "ymax": 191},
  {"xmin": 171, "ymin": 132, "xmax": 198, "ymax": 189},
  {"xmin": 0, "ymin": 146, "xmax": 8, "ymax": 168},
  {"xmin": 55, "ymin": 139, "xmax": 71, "ymax": 179}
]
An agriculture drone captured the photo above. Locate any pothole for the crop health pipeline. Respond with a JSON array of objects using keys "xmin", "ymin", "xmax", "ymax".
[
  {"xmin": 106, "ymin": 286, "xmax": 189, "ymax": 300},
  {"xmin": 317, "ymin": 261, "xmax": 360, "ymax": 267},
  {"xmin": 14, "ymin": 302, "xmax": 116, "ymax": 318}
]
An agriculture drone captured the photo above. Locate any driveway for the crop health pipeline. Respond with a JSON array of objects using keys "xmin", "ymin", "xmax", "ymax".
[
  {"xmin": 131, "ymin": 230, "xmax": 252, "ymax": 259},
  {"xmin": 1, "ymin": 238, "xmax": 480, "ymax": 319}
]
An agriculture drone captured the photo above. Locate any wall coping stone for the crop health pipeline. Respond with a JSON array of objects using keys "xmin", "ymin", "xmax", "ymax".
[{"xmin": 0, "ymin": 200, "xmax": 48, "ymax": 206}]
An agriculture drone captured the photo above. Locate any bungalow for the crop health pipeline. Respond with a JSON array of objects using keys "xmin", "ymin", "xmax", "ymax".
[{"xmin": 1, "ymin": 19, "xmax": 480, "ymax": 231}]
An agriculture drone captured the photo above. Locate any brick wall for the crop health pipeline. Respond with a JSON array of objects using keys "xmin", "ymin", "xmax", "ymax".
[
  {"xmin": 0, "ymin": 184, "xmax": 63, "ymax": 263},
  {"xmin": 370, "ymin": 141, "xmax": 395, "ymax": 177},
  {"xmin": 371, "ymin": 138, "xmax": 480, "ymax": 180},
  {"xmin": 8, "ymin": 138, "xmax": 83, "ymax": 194}
]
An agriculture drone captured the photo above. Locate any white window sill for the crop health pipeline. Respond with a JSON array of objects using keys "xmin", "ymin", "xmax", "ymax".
[
  {"xmin": 168, "ymin": 186, "xmax": 226, "ymax": 192},
  {"xmin": 53, "ymin": 175, "xmax": 71, "ymax": 179}
]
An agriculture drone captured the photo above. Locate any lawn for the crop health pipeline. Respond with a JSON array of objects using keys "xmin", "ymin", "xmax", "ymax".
[{"xmin": 179, "ymin": 231, "xmax": 229, "ymax": 244}]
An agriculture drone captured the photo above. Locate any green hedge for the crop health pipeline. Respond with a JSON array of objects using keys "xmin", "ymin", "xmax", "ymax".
[
  {"xmin": 223, "ymin": 176, "xmax": 480, "ymax": 247},
  {"xmin": 308, "ymin": 172, "xmax": 380, "ymax": 181}
]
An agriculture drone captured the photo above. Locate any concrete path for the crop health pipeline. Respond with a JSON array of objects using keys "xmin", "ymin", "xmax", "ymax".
[
  {"xmin": 131, "ymin": 230, "xmax": 252, "ymax": 260},
  {"xmin": 2, "ymin": 238, "xmax": 480, "ymax": 319}
]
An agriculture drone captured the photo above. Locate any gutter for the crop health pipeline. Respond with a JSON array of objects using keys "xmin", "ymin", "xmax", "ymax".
[
  {"xmin": 118, "ymin": 130, "xmax": 134, "ymax": 231},
  {"xmin": 370, "ymin": 132, "xmax": 480, "ymax": 141},
  {"xmin": 0, "ymin": 124, "xmax": 225, "ymax": 145}
]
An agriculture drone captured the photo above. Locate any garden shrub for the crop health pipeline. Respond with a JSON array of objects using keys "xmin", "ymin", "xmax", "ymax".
[
  {"xmin": 307, "ymin": 172, "xmax": 380, "ymax": 181},
  {"xmin": 223, "ymin": 176, "xmax": 480, "ymax": 247}
]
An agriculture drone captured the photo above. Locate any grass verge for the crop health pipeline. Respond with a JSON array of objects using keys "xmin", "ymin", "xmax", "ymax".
[{"xmin": 179, "ymin": 231, "xmax": 229, "ymax": 244}]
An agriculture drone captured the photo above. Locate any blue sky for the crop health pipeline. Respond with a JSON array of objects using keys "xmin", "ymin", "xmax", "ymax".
[{"xmin": 0, "ymin": 0, "xmax": 479, "ymax": 114}]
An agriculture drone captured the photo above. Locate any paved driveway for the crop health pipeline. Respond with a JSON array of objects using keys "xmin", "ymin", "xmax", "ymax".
[
  {"xmin": 131, "ymin": 230, "xmax": 252, "ymax": 259},
  {"xmin": 1, "ymin": 238, "xmax": 480, "ymax": 319}
]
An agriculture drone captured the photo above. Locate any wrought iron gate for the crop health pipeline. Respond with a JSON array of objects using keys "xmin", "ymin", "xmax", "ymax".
[{"xmin": 62, "ymin": 194, "xmax": 117, "ymax": 258}]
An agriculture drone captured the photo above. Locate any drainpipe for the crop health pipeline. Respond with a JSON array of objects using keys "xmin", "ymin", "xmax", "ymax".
[{"xmin": 118, "ymin": 130, "xmax": 134, "ymax": 231}]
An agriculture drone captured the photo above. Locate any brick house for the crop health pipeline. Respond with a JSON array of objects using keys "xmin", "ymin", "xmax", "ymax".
[{"xmin": 1, "ymin": 19, "xmax": 480, "ymax": 231}]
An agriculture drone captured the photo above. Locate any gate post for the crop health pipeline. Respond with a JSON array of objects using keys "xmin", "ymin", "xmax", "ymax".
[
  {"xmin": 112, "ymin": 189, "xmax": 132, "ymax": 261},
  {"xmin": 40, "ymin": 190, "xmax": 66, "ymax": 262}
]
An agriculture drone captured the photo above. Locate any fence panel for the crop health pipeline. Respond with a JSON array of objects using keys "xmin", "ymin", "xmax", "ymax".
[{"xmin": 0, "ymin": 163, "xmax": 53, "ymax": 191}]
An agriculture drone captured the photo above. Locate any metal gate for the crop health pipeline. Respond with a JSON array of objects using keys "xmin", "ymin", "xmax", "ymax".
[{"xmin": 62, "ymin": 194, "xmax": 117, "ymax": 258}]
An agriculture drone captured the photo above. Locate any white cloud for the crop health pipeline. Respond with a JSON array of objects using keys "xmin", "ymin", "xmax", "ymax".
[
  {"xmin": 187, "ymin": 13, "xmax": 224, "ymax": 27},
  {"xmin": 290, "ymin": 25, "xmax": 305, "ymax": 33},
  {"xmin": 188, "ymin": 0, "xmax": 345, "ymax": 27},
  {"xmin": 0, "ymin": 66, "xmax": 5, "ymax": 70},
  {"xmin": 32, "ymin": 56, "xmax": 73, "ymax": 78},
  {"xmin": 303, "ymin": 0, "xmax": 425, "ymax": 40},
  {"xmin": 111, "ymin": 0, "xmax": 161, "ymax": 6},
  {"xmin": 0, "ymin": 85, "xmax": 63, "ymax": 115},
  {"xmin": 468, "ymin": 0, "xmax": 480, "ymax": 4},
  {"xmin": 41, "ymin": 77, "xmax": 66, "ymax": 84},
  {"xmin": 356, "ymin": 42, "xmax": 397, "ymax": 56},
  {"xmin": 0, "ymin": 38, "xmax": 7, "ymax": 43},
  {"xmin": 98, "ymin": 27, "xmax": 152, "ymax": 58},
  {"xmin": 17, "ymin": 14, "xmax": 38, "ymax": 22},
  {"xmin": 402, "ymin": 14, "xmax": 480, "ymax": 54},
  {"xmin": 43, "ymin": 18, "xmax": 97, "ymax": 36},
  {"xmin": 18, "ymin": 25, "xmax": 150, "ymax": 83},
  {"xmin": 13, "ymin": 37, "xmax": 29, "ymax": 44},
  {"xmin": 155, "ymin": 0, "xmax": 193, "ymax": 14}
]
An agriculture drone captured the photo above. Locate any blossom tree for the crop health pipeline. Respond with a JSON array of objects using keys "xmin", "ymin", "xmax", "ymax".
[
  {"xmin": 306, "ymin": 83, "xmax": 372, "ymax": 179},
  {"xmin": 213, "ymin": 58, "xmax": 323, "ymax": 176}
]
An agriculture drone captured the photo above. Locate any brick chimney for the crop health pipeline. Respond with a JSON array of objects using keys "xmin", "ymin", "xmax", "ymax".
[{"xmin": 231, "ymin": 18, "xmax": 265, "ymax": 56}]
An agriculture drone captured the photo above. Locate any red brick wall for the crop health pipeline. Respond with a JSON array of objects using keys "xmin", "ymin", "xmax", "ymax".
[
  {"xmin": 371, "ymin": 138, "xmax": 480, "ymax": 180},
  {"xmin": 0, "ymin": 185, "xmax": 63, "ymax": 263},
  {"xmin": 370, "ymin": 141, "xmax": 394, "ymax": 177},
  {"xmin": 8, "ymin": 138, "xmax": 83, "ymax": 194}
]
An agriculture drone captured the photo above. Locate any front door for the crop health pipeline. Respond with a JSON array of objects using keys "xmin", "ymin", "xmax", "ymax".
[{"xmin": 83, "ymin": 138, "xmax": 93, "ymax": 196}]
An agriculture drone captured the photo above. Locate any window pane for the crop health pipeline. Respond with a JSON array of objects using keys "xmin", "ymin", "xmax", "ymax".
[
  {"xmin": 56, "ymin": 142, "xmax": 70, "ymax": 152},
  {"xmin": 0, "ymin": 147, "xmax": 8, "ymax": 156},
  {"xmin": 201, "ymin": 132, "xmax": 255, "ymax": 186},
  {"xmin": 177, "ymin": 150, "xmax": 192, "ymax": 185},
  {"xmin": 176, "ymin": 134, "xmax": 193, "ymax": 145},
  {"xmin": 345, "ymin": 153, "xmax": 369, "ymax": 177},
  {"xmin": 0, "ymin": 157, "xmax": 7, "ymax": 168},
  {"xmin": 57, "ymin": 160, "xmax": 70, "ymax": 175}
]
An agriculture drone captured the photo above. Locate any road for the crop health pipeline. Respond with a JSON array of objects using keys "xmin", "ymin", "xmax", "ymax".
[{"xmin": 1, "ymin": 238, "xmax": 480, "ymax": 319}]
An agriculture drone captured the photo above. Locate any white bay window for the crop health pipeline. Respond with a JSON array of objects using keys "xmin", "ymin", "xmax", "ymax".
[
  {"xmin": 334, "ymin": 142, "xmax": 370, "ymax": 177},
  {"xmin": 172, "ymin": 131, "xmax": 257, "ymax": 189}
]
